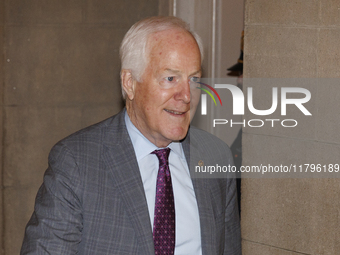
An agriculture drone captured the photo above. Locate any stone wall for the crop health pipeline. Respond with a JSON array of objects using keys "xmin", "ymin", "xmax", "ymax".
[
  {"xmin": 242, "ymin": 1, "xmax": 340, "ymax": 254},
  {"xmin": 1, "ymin": 1, "xmax": 158, "ymax": 254},
  {"xmin": 0, "ymin": 0, "xmax": 4, "ymax": 253}
]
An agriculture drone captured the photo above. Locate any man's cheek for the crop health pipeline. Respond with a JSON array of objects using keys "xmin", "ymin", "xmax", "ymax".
[{"xmin": 190, "ymin": 92, "xmax": 200, "ymax": 110}]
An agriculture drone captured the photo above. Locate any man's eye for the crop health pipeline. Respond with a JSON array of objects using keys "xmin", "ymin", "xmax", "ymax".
[
  {"xmin": 166, "ymin": 77, "xmax": 175, "ymax": 82},
  {"xmin": 191, "ymin": 77, "xmax": 200, "ymax": 83}
]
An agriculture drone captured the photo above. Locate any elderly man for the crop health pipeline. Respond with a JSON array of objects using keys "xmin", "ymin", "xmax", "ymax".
[{"xmin": 21, "ymin": 16, "xmax": 241, "ymax": 255}]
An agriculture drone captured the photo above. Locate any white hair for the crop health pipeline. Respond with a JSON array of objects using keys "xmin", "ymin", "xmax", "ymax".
[{"xmin": 119, "ymin": 16, "xmax": 204, "ymax": 99}]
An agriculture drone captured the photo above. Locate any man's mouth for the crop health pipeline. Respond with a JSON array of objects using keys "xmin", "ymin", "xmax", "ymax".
[{"xmin": 164, "ymin": 109, "xmax": 186, "ymax": 115}]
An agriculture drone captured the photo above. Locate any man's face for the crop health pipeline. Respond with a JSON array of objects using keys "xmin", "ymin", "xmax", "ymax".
[{"xmin": 125, "ymin": 28, "xmax": 201, "ymax": 147}]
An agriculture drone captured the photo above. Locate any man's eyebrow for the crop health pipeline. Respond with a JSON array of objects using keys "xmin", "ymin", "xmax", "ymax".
[
  {"xmin": 164, "ymin": 69, "xmax": 181, "ymax": 74},
  {"xmin": 190, "ymin": 70, "xmax": 202, "ymax": 76},
  {"xmin": 164, "ymin": 69, "xmax": 202, "ymax": 76}
]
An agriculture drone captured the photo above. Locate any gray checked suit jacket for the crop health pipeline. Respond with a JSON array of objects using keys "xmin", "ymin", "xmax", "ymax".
[{"xmin": 21, "ymin": 109, "xmax": 241, "ymax": 255}]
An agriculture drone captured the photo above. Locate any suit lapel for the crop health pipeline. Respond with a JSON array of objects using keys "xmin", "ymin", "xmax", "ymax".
[
  {"xmin": 182, "ymin": 130, "xmax": 217, "ymax": 255},
  {"xmin": 102, "ymin": 110, "xmax": 154, "ymax": 255}
]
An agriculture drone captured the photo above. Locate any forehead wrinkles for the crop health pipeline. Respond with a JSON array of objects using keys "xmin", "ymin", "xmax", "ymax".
[{"xmin": 146, "ymin": 29, "xmax": 197, "ymax": 62}]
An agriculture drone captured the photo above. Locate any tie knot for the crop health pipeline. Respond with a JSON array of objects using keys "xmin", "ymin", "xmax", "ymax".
[{"xmin": 152, "ymin": 148, "xmax": 170, "ymax": 166}]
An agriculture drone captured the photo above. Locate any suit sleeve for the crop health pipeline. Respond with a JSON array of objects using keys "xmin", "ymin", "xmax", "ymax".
[
  {"xmin": 224, "ymin": 178, "xmax": 241, "ymax": 254},
  {"xmin": 224, "ymin": 146, "xmax": 242, "ymax": 255},
  {"xmin": 20, "ymin": 142, "xmax": 83, "ymax": 254}
]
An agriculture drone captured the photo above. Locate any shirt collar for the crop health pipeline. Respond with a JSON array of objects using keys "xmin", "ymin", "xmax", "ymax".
[{"xmin": 124, "ymin": 111, "xmax": 185, "ymax": 161}]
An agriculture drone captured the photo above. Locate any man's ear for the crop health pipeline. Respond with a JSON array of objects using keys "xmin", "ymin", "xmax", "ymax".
[{"xmin": 121, "ymin": 70, "xmax": 136, "ymax": 100}]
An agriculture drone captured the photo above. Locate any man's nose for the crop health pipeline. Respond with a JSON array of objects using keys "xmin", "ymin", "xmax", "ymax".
[{"xmin": 174, "ymin": 80, "xmax": 191, "ymax": 103}]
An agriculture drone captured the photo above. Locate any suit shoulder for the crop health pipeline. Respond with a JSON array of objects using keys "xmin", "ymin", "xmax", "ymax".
[
  {"xmin": 189, "ymin": 125, "xmax": 230, "ymax": 150},
  {"xmin": 59, "ymin": 116, "xmax": 113, "ymax": 144},
  {"xmin": 50, "ymin": 111, "xmax": 126, "ymax": 157},
  {"xmin": 186, "ymin": 126, "xmax": 235, "ymax": 178}
]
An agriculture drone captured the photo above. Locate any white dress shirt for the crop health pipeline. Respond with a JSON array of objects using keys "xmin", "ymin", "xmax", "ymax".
[{"xmin": 125, "ymin": 112, "xmax": 202, "ymax": 255}]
